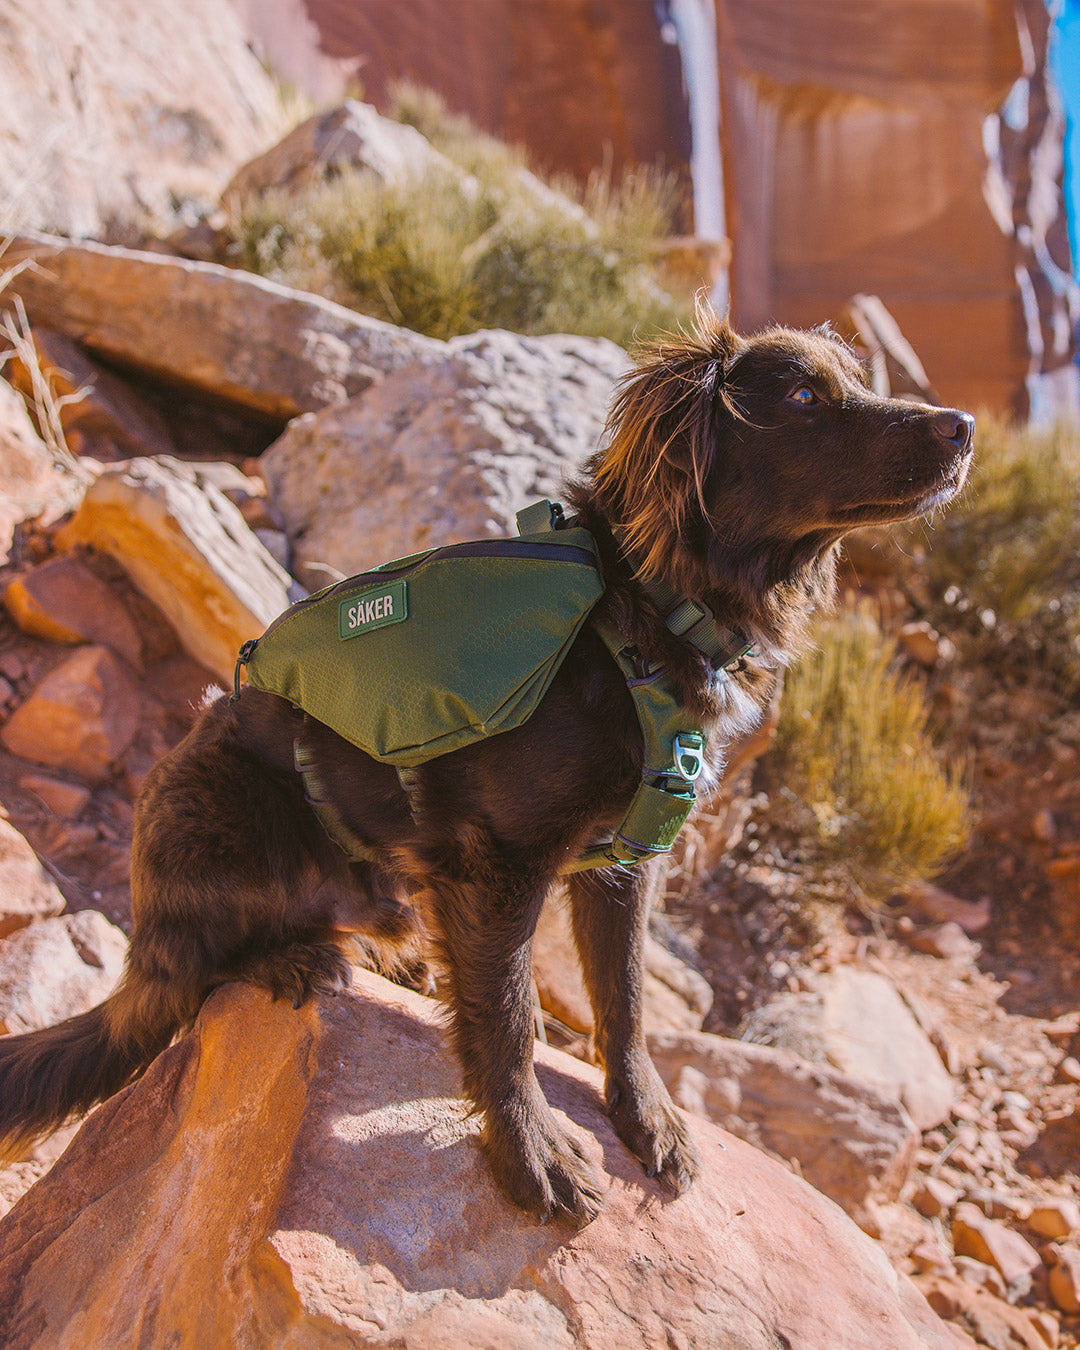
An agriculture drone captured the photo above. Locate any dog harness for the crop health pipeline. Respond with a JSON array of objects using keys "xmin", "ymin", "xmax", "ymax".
[{"xmin": 233, "ymin": 501, "xmax": 752, "ymax": 872}]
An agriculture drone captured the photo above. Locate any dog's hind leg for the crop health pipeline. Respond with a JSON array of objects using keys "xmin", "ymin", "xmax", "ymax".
[
  {"xmin": 409, "ymin": 844, "xmax": 605, "ymax": 1223},
  {"xmin": 565, "ymin": 864, "xmax": 700, "ymax": 1196}
]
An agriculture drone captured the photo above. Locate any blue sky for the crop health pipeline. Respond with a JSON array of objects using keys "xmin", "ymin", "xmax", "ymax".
[{"xmin": 1051, "ymin": 1, "xmax": 1080, "ymax": 275}]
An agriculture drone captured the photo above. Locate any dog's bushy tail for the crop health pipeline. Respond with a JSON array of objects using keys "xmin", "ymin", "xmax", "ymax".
[{"xmin": 0, "ymin": 967, "xmax": 190, "ymax": 1160}]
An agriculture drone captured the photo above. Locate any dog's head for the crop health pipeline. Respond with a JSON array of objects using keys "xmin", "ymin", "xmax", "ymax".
[{"xmin": 590, "ymin": 308, "xmax": 973, "ymax": 629}]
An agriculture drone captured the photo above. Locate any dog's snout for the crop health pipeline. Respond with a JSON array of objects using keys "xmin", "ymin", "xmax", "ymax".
[{"xmin": 930, "ymin": 408, "xmax": 975, "ymax": 451}]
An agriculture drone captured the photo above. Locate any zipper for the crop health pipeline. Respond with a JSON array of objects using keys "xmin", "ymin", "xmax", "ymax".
[{"xmin": 231, "ymin": 536, "xmax": 600, "ymax": 696}]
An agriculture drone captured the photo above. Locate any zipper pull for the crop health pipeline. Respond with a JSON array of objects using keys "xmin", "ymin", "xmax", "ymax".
[{"xmin": 231, "ymin": 638, "xmax": 259, "ymax": 704}]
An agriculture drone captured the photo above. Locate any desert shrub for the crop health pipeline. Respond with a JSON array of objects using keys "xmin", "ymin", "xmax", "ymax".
[
  {"xmin": 772, "ymin": 611, "xmax": 971, "ymax": 890},
  {"xmin": 232, "ymin": 88, "xmax": 689, "ymax": 347},
  {"xmin": 896, "ymin": 413, "xmax": 1080, "ymax": 692}
]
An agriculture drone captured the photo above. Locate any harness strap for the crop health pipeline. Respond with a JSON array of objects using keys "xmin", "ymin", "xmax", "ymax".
[
  {"xmin": 565, "ymin": 619, "xmax": 704, "ymax": 872},
  {"xmin": 633, "ymin": 569, "xmax": 753, "ymax": 672},
  {"xmin": 294, "ymin": 734, "xmax": 379, "ymax": 864}
]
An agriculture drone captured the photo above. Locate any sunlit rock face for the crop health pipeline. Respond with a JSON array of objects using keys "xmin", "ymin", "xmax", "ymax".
[
  {"xmin": 0, "ymin": 0, "xmax": 290, "ymax": 237},
  {"xmin": 238, "ymin": 0, "xmax": 692, "ymax": 191}
]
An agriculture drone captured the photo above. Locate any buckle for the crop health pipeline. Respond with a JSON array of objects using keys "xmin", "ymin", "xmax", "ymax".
[{"xmin": 672, "ymin": 732, "xmax": 705, "ymax": 783}]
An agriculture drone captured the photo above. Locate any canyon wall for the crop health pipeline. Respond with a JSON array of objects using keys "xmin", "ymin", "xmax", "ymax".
[{"xmin": 715, "ymin": 0, "xmax": 1077, "ymax": 416}]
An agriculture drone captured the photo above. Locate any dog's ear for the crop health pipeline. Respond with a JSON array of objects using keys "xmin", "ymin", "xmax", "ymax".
[
  {"xmin": 592, "ymin": 311, "xmax": 745, "ymax": 579},
  {"xmin": 694, "ymin": 295, "xmax": 743, "ymax": 372}
]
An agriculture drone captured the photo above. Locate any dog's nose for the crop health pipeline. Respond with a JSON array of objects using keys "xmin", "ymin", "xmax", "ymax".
[{"xmin": 930, "ymin": 408, "xmax": 975, "ymax": 450}]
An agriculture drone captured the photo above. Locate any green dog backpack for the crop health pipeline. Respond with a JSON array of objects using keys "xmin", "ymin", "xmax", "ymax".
[
  {"xmin": 237, "ymin": 507, "xmax": 605, "ymax": 768},
  {"xmin": 234, "ymin": 501, "xmax": 733, "ymax": 872}
]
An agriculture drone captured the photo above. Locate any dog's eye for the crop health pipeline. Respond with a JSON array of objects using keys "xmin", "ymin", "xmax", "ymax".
[{"xmin": 789, "ymin": 385, "xmax": 818, "ymax": 406}]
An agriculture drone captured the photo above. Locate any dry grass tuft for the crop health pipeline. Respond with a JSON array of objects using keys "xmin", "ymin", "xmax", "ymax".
[
  {"xmin": 230, "ymin": 86, "xmax": 690, "ymax": 347},
  {"xmin": 772, "ymin": 610, "xmax": 971, "ymax": 890},
  {"xmin": 897, "ymin": 412, "xmax": 1080, "ymax": 692},
  {"xmin": 0, "ymin": 242, "xmax": 89, "ymax": 482}
]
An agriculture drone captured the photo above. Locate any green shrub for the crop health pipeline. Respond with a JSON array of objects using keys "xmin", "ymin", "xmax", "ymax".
[
  {"xmin": 896, "ymin": 413, "xmax": 1080, "ymax": 691},
  {"xmin": 772, "ymin": 612, "xmax": 971, "ymax": 889},
  {"xmin": 231, "ymin": 88, "xmax": 690, "ymax": 347}
]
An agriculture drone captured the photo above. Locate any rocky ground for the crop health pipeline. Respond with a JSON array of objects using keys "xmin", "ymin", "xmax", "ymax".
[{"xmin": 0, "ymin": 95, "xmax": 1076, "ymax": 1350}]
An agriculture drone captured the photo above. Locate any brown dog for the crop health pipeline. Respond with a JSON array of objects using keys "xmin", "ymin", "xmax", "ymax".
[{"xmin": 0, "ymin": 312, "xmax": 973, "ymax": 1221}]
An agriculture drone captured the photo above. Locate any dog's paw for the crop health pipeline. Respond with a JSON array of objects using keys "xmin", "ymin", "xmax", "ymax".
[
  {"xmin": 238, "ymin": 939, "xmax": 352, "ymax": 1009},
  {"xmin": 485, "ymin": 1097, "xmax": 606, "ymax": 1225},
  {"xmin": 607, "ymin": 1067, "xmax": 700, "ymax": 1197}
]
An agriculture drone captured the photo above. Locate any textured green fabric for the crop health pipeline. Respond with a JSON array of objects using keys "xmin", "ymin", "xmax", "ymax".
[{"xmin": 242, "ymin": 527, "xmax": 604, "ymax": 767}]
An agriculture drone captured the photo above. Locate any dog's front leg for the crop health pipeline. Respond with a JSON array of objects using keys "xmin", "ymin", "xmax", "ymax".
[
  {"xmin": 566, "ymin": 864, "xmax": 700, "ymax": 1195},
  {"xmin": 427, "ymin": 866, "xmax": 606, "ymax": 1224}
]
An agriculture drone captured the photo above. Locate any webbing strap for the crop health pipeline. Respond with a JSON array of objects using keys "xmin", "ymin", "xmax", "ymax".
[
  {"xmin": 294, "ymin": 736, "xmax": 379, "ymax": 864},
  {"xmin": 564, "ymin": 620, "xmax": 704, "ymax": 872}
]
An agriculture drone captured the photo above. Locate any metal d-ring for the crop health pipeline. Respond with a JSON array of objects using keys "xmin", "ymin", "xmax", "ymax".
[{"xmin": 672, "ymin": 732, "xmax": 705, "ymax": 783}]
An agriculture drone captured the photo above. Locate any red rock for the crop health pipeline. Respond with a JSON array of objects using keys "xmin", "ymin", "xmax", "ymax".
[
  {"xmin": 17, "ymin": 774, "xmax": 92, "ymax": 820},
  {"xmin": 918, "ymin": 1273, "xmax": 1048, "ymax": 1349},
  {"xmin": 952, "ymin": 1256, "xmax": 1008, "ymax": 1299},
  {"xmin": 237, "ymin": 0, "xmax": 690, "ymax": 188},
  {"xmin": 902, "ymin": 883, "xmax": 992, "ymax": 935},
  {"xmin": 952, "ymin": 1202, "xmax": 1042, "ymax": 1298},
  {"xmin": 914, "ymin": 1176, "xmax": 961, "ymax": 1219},
  {"xmin": 1046, "ymin": 857, "xmax": 1080, "ymax": 944},
  {"xmin": 3, "ymin": 556, "xmax": 142, "ymax": 667},
  {"xmin": 1031, "ymin": 1309, "xmax": 1061, "ymax": 1348},
  {"xmin": 1046, "ymin": 1245, "xmax": 1080, "ymax": 1315},
  {"xmin": 911, "ymin": 1237, "xmax": 953, "ymax": 1275},
  {"xmin": 532, "ymin": 898, "xmax": 712, "ymax": 1036},
  {"xmin": 740, "ymin": 968, "xmax": 955, "ymax": 1130},
  {"xmin": 898, "ymin": 621, "xmax": 951, "ymax": 669},
  {"xmin": 0, "ymin": 820, "xmax": 65, "ymax": 939},
  {"xmin": 715, "ymin": 0, "xmax": 1072, "ymax": 418},
  {"xmin": 0, "ymin": 910, "xmax": 126, "ymax": 1038},
  {"xmin": 0, "ymin": 645, "xmax": 140, "ymax": 781},
  {"xmin": 648, "ymin": 1026, "xmax": 919, "ymax": 1224},
  {"xmin": 1028, "ymin": 1199, "xmax": 1080, "ymax": 1240},
  {"xmin": 1057, "ymin": 1056, "xmax": 1080, "ymax": 1085},
  {"xmin": 962, "ymin": 1187, "xmax": 1031, "ymax": 1222},
  {"xmin": 908, "ymin": 922, "xmax": 979, "ymax": 961},
  {"xmin": 54, "ymin": 457, "xmax": 294, "ymax": 685},
  {"xmin": 0, "ymin": 974, "xmax": 972, "ymax": 1349},
  {"xmin": 1, "ymin": 233, "xmax": 441, "ymax": 423}
]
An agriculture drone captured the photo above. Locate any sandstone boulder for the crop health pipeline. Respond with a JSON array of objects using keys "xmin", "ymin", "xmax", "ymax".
[
  {"xmin": 262, "ymin": 329, "xmax": 628, "ymax": 583},
  {"xmin": 648, "ymin": 1027, "xmax": 919, "ymax": 1224},
  {"xmin": 0, "ymin": 645, "xmax": 140, "ymax": 782},
  {"xmin": 4, "ymin": 555, "xmax": 143, "ymax": 667},
  {"xmin": 0, "ymin": 235, "xmax": 442, "ymax": 422},
  {"xmin": 0, "ymin": 972, "xmax": 972, "ymax": 1348},
  {"xmin": 951, "ymin": 1203, "xmax": 1042, "ymax": 1301},
  {"xmin": 0, "ymin": 0, "xmax": 288, "ymax": 237},
  {"xmin": 222, "ymin": 98, "xmax": 458, "ymax": 209},
  {"xmin": 917, "ymin": 1273, "xmax": 1051, "ymax": 1350},
  {"xmin": 740, "ymin": 967, "xmax": 955, "ymax": 1130},
  {"xmin": 0, "ymin": 820, "xmax": 64, "ymax": 940},
  {"xmin": 0, "ymin": 910, "xmax": 127, "ymax": 1037},
  {"xmin": 532, "ymin": 897, "xmax": 712, "ymax": 1036},
  {"xmin": 54, "ymin": 457, "xmax": 294, "ymax": 684}
]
